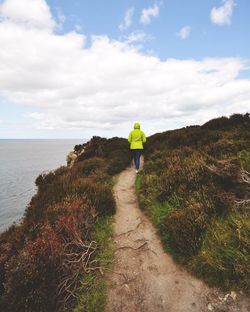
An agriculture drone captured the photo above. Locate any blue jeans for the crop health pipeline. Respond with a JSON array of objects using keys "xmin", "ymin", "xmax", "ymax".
[{"xmin": 132, "ymin": 149, "xmax": 142, "ymax": 170}]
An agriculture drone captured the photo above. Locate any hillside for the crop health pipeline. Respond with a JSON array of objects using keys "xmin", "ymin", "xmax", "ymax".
[
  {"xmin": 0, "ymin": 137, "xmax": 131, "ymax": 311},
  {"xmin": 136, "ymin": 113, "xmax": 250, "ymax": 292},
  {"xmin": 0, "ymin": 113, "xmax": 249, "ymax": 311}
]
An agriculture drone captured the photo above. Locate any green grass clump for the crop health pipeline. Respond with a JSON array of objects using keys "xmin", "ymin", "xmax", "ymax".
[
  {"xmin": 149, "ymin": 202, "xmax": 173, "ymax": 226},
  {"xmin": 92, "ymin": 216, "xmax": 114, "ymax": 268},
  {"xmin": 135, "ymin": 174, "xmax": 142, "ymax": 194},
  {"xmin": 147, "ymin": 202, "xmax": 176, "ymax": 255},
  {"xmin": 74, "ymin": 273, "xmax": 106, "ymax": 312},
  {"xmin": 239, "ymin": 150, "xmax": 250, "ymax": 172},
  {"xmin": 74, "ymin": 216, "xmax": 114, "ymax": 312},
  {"xmin": 189, "ymin": 212, "xmax": 250, "ymax": 291}
]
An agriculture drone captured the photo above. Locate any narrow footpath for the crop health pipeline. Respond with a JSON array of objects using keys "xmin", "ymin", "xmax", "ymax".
[{"xmin": 105, "ymin": 165, "xmax": 250, "ymax": 312}]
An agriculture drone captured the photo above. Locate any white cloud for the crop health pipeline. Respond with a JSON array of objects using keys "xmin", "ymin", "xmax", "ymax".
[
  {"xmin": 122, "ymin": 30, "xmax": 153, "ymax": 45},
  {"xmin": 119, "ymin": 7, "xmax": 134, "ymax": 31},
  {"xmin": 75, "ymin": 24, "xmax": 82, "ymax": 32},
  {"xmin": 140, "ymin": 4, "xmax": 159, "ymax": 25},
  {"xmin": 210, "ymin": 0, "xmax": 235, "ymax": 26},
  {"xmin": 0, "ymin": 0, "xmax": 249, "ymax": 137},
  {"xmin": 0, "ymin": 0, "xmax": 55, "ymax": 30},
  {"xmin": 55, "ymin": 7, "xmax": 65, "ymax": 30},
  {"xmin": 126, "ymin": 31, "xmax": 147, "ymax": 43},
  {"xmin": 176, "ymin": 25, "xmax": 191, "ymax": 39},
  {"xmin": 25, "ymin": 112, "xmax": 44, "ymax": 120}
]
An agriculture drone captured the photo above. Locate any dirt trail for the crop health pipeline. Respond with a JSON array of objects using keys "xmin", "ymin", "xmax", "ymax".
[{"xmin": 105, "ymin": 165, "xmax": 250, "ymax": 312}]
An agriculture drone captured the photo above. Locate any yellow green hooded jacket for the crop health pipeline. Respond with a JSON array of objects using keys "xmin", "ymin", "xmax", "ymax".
[{"xmin": 128, "ymin": 122, "xmax": 146, "ymax": 149}]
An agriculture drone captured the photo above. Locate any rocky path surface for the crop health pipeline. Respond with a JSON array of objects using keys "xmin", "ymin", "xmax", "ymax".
[{"xmin": 105, "ymin": 165, "xmax": 250, "ymax": 312}]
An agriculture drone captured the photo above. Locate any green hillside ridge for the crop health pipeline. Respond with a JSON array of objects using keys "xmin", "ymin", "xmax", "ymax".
[
  {"xmin": 136, "ymin": 113, "xmax": 250, "ymax": 292},
  {"xmin": 0, "ymin": 113, "xmax": 249, "ymax": 312}
]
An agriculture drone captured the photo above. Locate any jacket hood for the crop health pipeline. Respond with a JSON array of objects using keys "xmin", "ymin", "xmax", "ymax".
[{"xmin": 134, "ymin": 122, "xmax": 140, "ymax": 129}]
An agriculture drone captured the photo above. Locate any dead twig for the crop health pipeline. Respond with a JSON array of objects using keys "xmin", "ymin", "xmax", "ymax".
[
  {"xmin": 119, "ymin": 276, "xmax": 137, "ymax": 287},
  {"xmin": 241, "ymin": 170, "xmax": 250, "ymax": 184},
  {"xmin": 234, "ymin": 199, "xmax": 250, "ymax": 210},
  {"xmin": 115, "ymin": 221, "xmax": 143, "ymax": 237},
  {"xmin": 235, "ymin": 199, "xmax": 250, "ymax": 205},
  {"xmin": 115, "ymin": 241, "xmax": 148, "ymax": 252},
  {"xmin": 112, "ymin": 271, "xmax": 137, "ymax": 286},
  {"xmin": 149, "ymin": 248, "xmax": 157, "ymax": 255},
  {"xmin": 57, "ymin": 238, "xmax": 101, "ymax": 310}
]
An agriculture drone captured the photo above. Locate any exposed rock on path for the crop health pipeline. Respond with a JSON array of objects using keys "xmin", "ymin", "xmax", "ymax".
[{"xmin": 105, "ymin": 165, "xmax": 249, "ymax": 312}]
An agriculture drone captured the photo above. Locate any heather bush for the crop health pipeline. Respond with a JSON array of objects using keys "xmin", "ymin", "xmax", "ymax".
[
  {"xmin": 144, "ymin": 113, "xmax": 249, "ymax": 160},
  {"xmin": 71, "ymin": 178, "xmax": 115, "ymax": 215},
  {"xmin": 201, "ymin": 113, "xmax": 249, "ymax": 130},
  {"xmin": 76, "ymin": 136, "xmax": 131, "ymax": 174},
  {"xmin": 72, "ymin": 157, "xmax": 107, "ymax": 177},
  {"xmin": 201, "ymin": 116, "xmax": 231, "ymax": 130},
  {"xmin": 0, "ymin": 196, "xmax": 98, "ymax": 311},
  {"xmin": 2, "ymin": 225, "xmax": 63, "ymax": 312},
  {"xmin": 165, "ymin": 203, "xmax": 208, "ymax": 259}
]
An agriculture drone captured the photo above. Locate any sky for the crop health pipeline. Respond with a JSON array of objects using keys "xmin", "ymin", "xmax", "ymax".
[{"xmin": 0, "ymin": 0, "xmax": 249, "ymax": 139}]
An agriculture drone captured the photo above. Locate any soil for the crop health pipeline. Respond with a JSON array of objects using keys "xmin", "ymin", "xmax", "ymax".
[{"xmin": 105, "ymin": 164, "xmax": 250, "ymax": 312}]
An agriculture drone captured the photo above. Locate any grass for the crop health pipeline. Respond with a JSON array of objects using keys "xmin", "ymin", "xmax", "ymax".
[
  {"xmin": 147, "ymin": 202, "xmax": 176, "ymax": 255},
  {"xmin": 92, "ymin": 216, "xmax": 114, "ymax": 268},
  {"xmin": 135, "ymin": 174, "xmax": 142, "ymax": 194},
  {"xmin": 136, "ymin": 173, "xmax": 179, "ymax": 256},
  {"xmin": 189, "ymin": 212, "xmax": 250, "ymax": 291},
  {"xmin": 109, "ymin": 173, "xmax": 120, "ymax": 189},
  {"xmin": 73, "ymin": 216, "xmax": 114, "ymax": 312},
  {"xmin": 148, "ymin": 201, "xmax": 173, "ymax": 226},
  {"xmin": 239, "ymin": 149, "xmax": 250, "ymax": 172}
]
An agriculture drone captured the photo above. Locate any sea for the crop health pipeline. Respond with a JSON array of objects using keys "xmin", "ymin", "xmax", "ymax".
[{"xmin": 0, "ymin": 139, "xmax": 85, "ymax": 233}]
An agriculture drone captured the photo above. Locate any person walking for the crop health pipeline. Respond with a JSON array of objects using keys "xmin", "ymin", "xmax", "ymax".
[{"xmin": 128, "ymin": 122, "xmax": 146, "ymax": 173}]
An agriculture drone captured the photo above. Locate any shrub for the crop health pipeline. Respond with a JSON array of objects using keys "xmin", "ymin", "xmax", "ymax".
[
  {"xmin": 71, "ymin": 178, "xmax": 116, "ymax": 216},
  {"xmin": 201, "ymin": 113, "xmax": 250, "ymax": 131},
  {"xmin": 239, "ymin": 150, "xmax": 250, "ymax": 172},
  {"xmin": 201, "ymin": 116, "xmax": 230, "ymax": 130},
  {"xmin": 72, "ymin": 157, "xmax": 107, "ymax": 177},
  {"xmin": 2, "ymin": 225, "xmax": 62, "ymax": 312},
  {"xmin": 190, "ymin": 212, "xmax": 250, "ymax": 292},
  {"xmin": 165, "ymin": 204, "xmax": 208, "ymax": 259}
]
